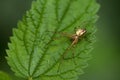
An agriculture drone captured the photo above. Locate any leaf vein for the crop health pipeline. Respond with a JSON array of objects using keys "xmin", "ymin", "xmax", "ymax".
[
  {"xmin": 59, "ymin": 0, "xmax": 92, "ymax": 32},
  {"xmin": 30, "ymin": 0, "xmax": 48, "ymax": 76},
  {"xmin": 59, "ymin": 0, "xmax": 73, "ymax": 23}
]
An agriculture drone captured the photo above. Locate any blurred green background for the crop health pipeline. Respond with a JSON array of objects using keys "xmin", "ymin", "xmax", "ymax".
[{"xmin": 0, "ymin": 0, "xmax": 120, "ymax": 80}]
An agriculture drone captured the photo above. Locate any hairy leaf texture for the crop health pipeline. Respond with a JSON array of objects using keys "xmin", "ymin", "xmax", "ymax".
[{"xmin": 6, "ymin": 0, "xmax": 100, "ymax": 80}]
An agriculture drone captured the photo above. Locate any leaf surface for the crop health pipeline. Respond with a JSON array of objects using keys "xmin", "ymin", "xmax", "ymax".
[{"xmin": 6, "ymin": 0, "xmax": 100, "ymax": 80}]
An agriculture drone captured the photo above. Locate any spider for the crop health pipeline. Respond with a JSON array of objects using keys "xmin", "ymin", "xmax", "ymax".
[
  {"xmin": 61, "ymin": 28, "xmax": 86, "ymax": 58},
  {"xmin": 69, "ymin": 28, "xmax": 86, "ymax": 48},
  {"xmin": 57, "ymin": 28, "xmax": 87, "ymax": 72}
]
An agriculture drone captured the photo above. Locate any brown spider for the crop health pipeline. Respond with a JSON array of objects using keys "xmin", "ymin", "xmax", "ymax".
[
  {"xmin": 57, "ymin": 28, "xmax": 86, "ymax": 72},
  {"xmin": 69, "ymin": 28, "xmax": 86, "ymax": 47},
  {"xmin": 62, "ymin": 28, "xmax": 86, "ymax": 56}
]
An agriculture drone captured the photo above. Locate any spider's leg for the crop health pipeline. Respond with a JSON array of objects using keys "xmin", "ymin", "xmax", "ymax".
[{"xmin": 59, "ymin": 32, "xmax": 74, "ymax": 38}]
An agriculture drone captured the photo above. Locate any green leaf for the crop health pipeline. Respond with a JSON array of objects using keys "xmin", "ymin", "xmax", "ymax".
[
  {"xmin": 0, "ymin": 71, "xmax": 12, "ymax": 80},
  {"xmin": 6, "ymin": 0, "xmax": 100, "ymax": 80}
]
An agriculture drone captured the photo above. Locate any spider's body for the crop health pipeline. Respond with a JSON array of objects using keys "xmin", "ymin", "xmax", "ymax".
[{"xmin": 70, "ymin": 29, "xmax": 86, "ymax": 47}]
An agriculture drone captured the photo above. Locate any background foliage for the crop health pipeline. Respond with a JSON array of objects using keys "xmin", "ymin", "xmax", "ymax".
[{"xmin": 0, "ymin": 0, "xmax": 120, "ymax": 80}]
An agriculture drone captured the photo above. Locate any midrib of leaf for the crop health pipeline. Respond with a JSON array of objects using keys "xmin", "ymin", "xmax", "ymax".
[
  {"xmin": 6, "ymin": 0, "xmax": 100, "ymax": 79},
  {"xmin": 32, "ymin": 0, "xmax": 74, "ymax": 78},
  {"xmin": 35, "ymin": 0, "xmax": 92, "ymax": 78}
]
